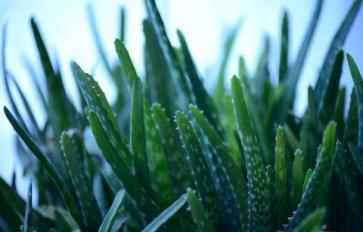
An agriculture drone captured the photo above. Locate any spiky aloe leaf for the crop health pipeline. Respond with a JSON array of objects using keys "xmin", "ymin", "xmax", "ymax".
[
  {"xmin": 314, "ymin": 0, "xmax": 362, "ymax": 104},
  {"xmin": 334, "ymin": 88, "xmax": 346, "ymax": 138},
  {"xmin": 274, "ymin": 126, "xmax": 287, "ymax": 225},
  {"xmin": 290, "ymin": 149, "xmax": 304, "ymax": 210},
  {"xmin": 21, "ymin": 182, "xmax": 32, "ymax": 232},
  {"xmin": 4, "ymin": 107, "xmax": 83, "ymax": 229},
  {"xmin": 302, "ymin": 169, "xmax": 313, "ymax": 193},
  {"xmin": 186, "ymin": 189, "xmax": 215, "ymax": 232},
  {"xmin": 30, "ymin": 18, "xmax": 76, "ymax": 138},
  {"xmin": 336, "ymin": 142, "xmax": 363, "ymax": 228},
  {"xmin": 345, "ymin": 87, "xmax": 358, "ymax": 144},
  {"xmin": 141, "ymin": 194, "xmax": 187, "ymax": 232},
  {"xmin": 279, "ymin": 11, "xmax": 289, "ymax": 82},
  {"xmin": 231, "ymin": 76, "xmax": 270, "ymax": 231},
  {"xmin": 293, "ymin": 208, "xmax": 326, "ymax": 232},
  {"xmin": 347, "ymin": 53, "xmax": 363, "ymax": 152},
  {"xmin": 71, "ymin": 62, "xmax": 132, "ymax": 167},
  {"xmin": 213, "ymin": 21, "xmax": 240, "ymax": 107},
  {"xmin": 285, "ymin": 122, "xmax": 336, "ymax": 231},
  {"xmin": 144, "ymin": 101, "xmax": 174, "ymax": 206},
  {"xmin": 175, "ymin": 111, "xmax": 218, "ymax": 225},
  {"xmin": 177, "ymin": 30, "xmax": 221, "ymax": 134},
  {"xmin": 130, "ymin": 78, "xmax": 151, "ymax": 192},
  {"xmin": 318, "ymin": 50, "xmax": 344, "ymax": 123},
  {"xmin": 151, "ymin": 104, "xmax": 191, "ymax": 195},
  {"xmin": 190, "ymin": 105, "xmax": 247, "ymax": 231},
  {"xmin": 61, "ymin": 130, "xmax": 101, "ymax": 230},
  {"xmin": 99, "ymin": 190, "xmax": 126, "ymax": 232},
  {"xmin": 88, "ymin": 111, "xmax": 159, "ymax": 223},
  {"xmin": 144, "ymin": 0, "xmax": 191, "ymax": 105}
]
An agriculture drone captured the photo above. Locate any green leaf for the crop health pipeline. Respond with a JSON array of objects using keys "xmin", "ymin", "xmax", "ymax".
[
  {"xmin": 177, "ymin": 30, "xmax": 221, "ymax": 134},
  {"xmin": 130, "ymin": 78, "xmax": 151, "ymax": 192},
  {"xmin": 175, "ymin": 111, "xmax": 217, "ymax": 225},
  {"xmin": 114, "ymin": 39, "xmax": 138, "ymax": 88},
  {"xmin": 141, "ymin": 194, "xmax": 187, "ymax": 232},
  {"xmin": 88, "ymin": 111, "xmax": 159, "ymax": 223},
  {"xmin": 314, "ymin": 0, "xmax": 362, "ymax": 104},
  {"xmin": 72, "ymin": 62, "xmax": 132, "ymax": 167},
  {"xmin": 231, "ymin": 76, "xmax": 270, "ymax": 231},
  {"xmin": 0, "ymin": 177, "xmax": 25, "ymax": 214},
  {"xmin": 349, "ymin": 144, "xmax": 363, "ymax": 175},
  {"xmin": 22, "ymin": 182, "xmax": 32, "ymax": 232},
  {"xmin": 99, "ymin": 190, "xmax": 126, "ymax": 232},
  {"xmin": 274, "ymin": 126, "xmax": 287, "ymax": 224},
  {"xmin": 4, "ymin": 107, "xmax": 83, "ymax": 229},
  {"xmin": 186, "ymin": 189, "xmax": 215, "ymax": 232},
  {"xmin": 334, "ymin": 88, "xmax": 346, "ymax": 139},
  {"xmin": 279, "ymin": 11, "xmax": 289, "ymax": 82},
  {"xmin": 302, "ymin": 168, "xmax": 313, "ymax": 193},
  {"xmin": 344, "ymin": 87, "xmax": 358, "ymax": 144},
  {"xmin": 285, "ymin": 121, "xmax": 336, "ymax": 231},
  {"xmin": 190, "ymin": 105, "xmax": 247, "ymax": 231},
  {"xmin": 347, "ymin": 53, "xmax": 363, "ymax": 152},
  {"xmin": 151, "ymin": 104, "xmax": 191, "ymax": 195},
  {"xmin": 213, "ymin": 21, "xmax": 241, "ymax": 107},
  {"xmin": 61, "ymin": 130, "xmax": 101, "ymax": 230},
  {"xmin": 290, "ymin": 149, "xmax": 304, "ymax": 210},
  {"xmin": 119, "ymin": 7, "xmax": 126, "ymax": 41},
  {"xmin": 293, "ymin": 208, "xmax": 326, "ymax": 232}
]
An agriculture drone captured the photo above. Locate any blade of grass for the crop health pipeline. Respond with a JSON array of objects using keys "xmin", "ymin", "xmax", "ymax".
[
  {"xmin": 99, "ymin": 190, "xmax": 126, "ymax": 232},
  {"xmin": 279, "ymin": 11, "xmax": 289, "ymax": 82},
  {"xmin": 22, "ymin": 181, "xmax": 32, "ymax": 232}
]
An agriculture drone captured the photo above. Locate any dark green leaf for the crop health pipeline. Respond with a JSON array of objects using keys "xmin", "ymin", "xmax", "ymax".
[
  {"xmin": 279, "ymin": 11, "xmax": 289, "ymax": 82},
  {"xmin": 294, "ymin": 208, "xmax": 326, "ymax": 232},
  {"xmin": 99, "ymin": 190, "xmax": 126, "ymax": 232}
]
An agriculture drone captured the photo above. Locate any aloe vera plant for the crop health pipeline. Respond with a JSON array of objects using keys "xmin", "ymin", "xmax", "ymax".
[{"xmin": 1, "ymin": 0, "xmax": 363, "ymax": 231}]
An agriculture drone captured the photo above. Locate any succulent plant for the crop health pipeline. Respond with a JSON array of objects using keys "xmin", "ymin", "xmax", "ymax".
[{"xmin": 1, "ymin": 0, "xmax": 362, "ymax": 231}]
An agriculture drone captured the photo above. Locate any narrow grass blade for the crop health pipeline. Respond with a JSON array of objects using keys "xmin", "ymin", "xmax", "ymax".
[
  {"xmin": 190, "ymin": 105, "xmax": 247, "ymax": 231},
  {"xmin": 274, "ymin": 126, "xmax": 287, "ymax": 225},
  {"xmin": 72, "ymin": 62, "xmax": 132, "ymax": 167},
  {"xmin": 177, "ymin": 30, "xmax": 222, "ymax": 134},
  {"xmin": 285, "ymin": 122, "xmax": 336, "ymax": 231},
  {"xmin": 119, "ymin": 7, "xmax": 126, "ymax": 41},
  {"xmin": 315, "ymin": 0, "xmax": 362, "ymax": 104},
  {"xmin": 141, "ymin": 194, "xmax": 187, "ymax": 232},
  {"xmin": 61, "ymin": 130, "xmax": 101, "ymax": 230},
  {"xmin": 290, "ymin": 149, "xmax": 304, "ymax": 210},
  {"xmin": 175, "ymin": 111, "xmax": 218, "ymax": 225},
  {"xmin": 22, "ymin": 182, "xmax": 32, "ymax": 232},
  {"xmin": 231, "ymin": 76, "xmax": 270, "ymax": 231},
  {"xmin": 114, "ymin": 39, "xmax": 138, "ymax": 88},
  {"xmin": 88, "ymin": 111, "xmax": 159, "ymax": 223},
  {"xmin": 4, "ymin": 107, "xmax": 83, "ymax": 229},
  {"xmin": 99, "ymin": 190, "xmax": 126, "ymax": 232},
  {"xmin": 347, "ymin": 53, "xmax": 363, "ymax": 152},
  {"xmin": 334, "ymin": 88, "xmax": 346, "ymax": 138},
  {"xmin": 344, "ymin": 87, "xmax": 358, "ymax": 144},
  {"xmin": 151, "ymin": 104, "xmax": 191, "ymax": 195},
  {"xmin": 279, "ymin": 11, "xmax": 289, "ymax": 82},
  {"xmin": 293, "ymin": 208, "xmax": 326, "ymax": 232},
  {"xmin": 186, "ymin": 189, "xmax": 215, "ymax": 232}
]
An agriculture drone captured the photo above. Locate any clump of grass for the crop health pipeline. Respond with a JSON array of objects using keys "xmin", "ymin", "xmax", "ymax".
[{"xmin": 1, "ymin": 0, "xmax": 363, "ymax": 231}]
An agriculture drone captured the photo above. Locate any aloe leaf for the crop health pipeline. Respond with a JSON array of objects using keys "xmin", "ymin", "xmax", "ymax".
[
  {"xmin": 348, "ymin": 144, "xmax": 363, "ymax": 175},
  {"xmin": 22, "ymin": 182, "xmax": 32, "ymax": 232},
  {"xmin": 31, "ymin": 18, "xmax": 76, "ymax": 138},
  {"xmin": 279, "ymin": 11, "xmax": 289, "ymax": 82},
  {"xmin": 336, "ymin": 142, "xmax": 363, "ymax": 228},
  {"xmin": 290, "ymin": 149, "xmax": 304, "ymax": 210},
  {"xmin": 186, "ymin": 189, "xmax": 215, "ymax": 232},
  {"xmin": 274, "ymin": 126, "xmax": 287, "ymax": 225},
  {"xmin": 334, "ymin": 88, "xmax": 346, "ymax": 138},
  {"xmin": 114, "ymin": 39, "xmax": 138, "ymax": 88},
  {"xmin": 88, "ymin": 111, "xmax": 159, "ymax": 223},
  {"xmin": 315, "ymin": 0, "xmax": 362, "ymax": 103},
  {"xmin": 318, "ymin": 51, "xmax": 344, "ymax": 123},
  {"xmin": 190, "ymin": 105, "xmax": 247, "ymax": 231},
  {"xmin": 61, "ymin": 130, "xmax": 101, "ymax": 230},
  {"xmin": 144, "ymin": 0, "xmax": 191, "ymax": 104},
  {"xmin": 0, "ymin": 191, "xmax": 22, "ymax": 231},
  {"xmin": 119, "ymin": 7, "xmax": 126, "ymax": 41},
  {"xmin": 344, "ymin": 87, "xmax": 358, "ymax": 144},
  {"xmin": 141, "ymin": 194, "xmax": 187, "ymax": 232},
  {"xmin": 293, "ymin": 208, "xmax": 326, "ymax": 232},
  {"xmin": 151, "ymin": 103, "xmax": 191, "ymax": 194},
  {"xmin": 302, "ymin": 168, "xmax": 313, "ymax": 193},
  {"xmin": 72, "ymin": 62, "xmax": 132, "ymax": 167},
  {"xmin": 0, "ymin": 177, "xmax": 25, "ymax": 214},
  {"xmin": 231, "ymin": 76, "xmax": 270, "ymax": 231},
  {"xmin": 175, "ymin": 111, "xmax": 218, "ymax": 225},
  {"xmin": 213, "ymin": 21, "xmax": 241, "ymax": 107},
  {"xmin": 4, "ymin": 107, "xmax": 83, "ymax": 229},
  {"xmin": 130, "ymin": 78, "xmax": 151, "ymax": 192},
  {"xmin": 347, "ymin": 53, "xmax": 363, "ymax": 152},
  {"xmin": 285, "ymin": 122, "xmax": 336, "ymax": 231},
  {"xmin": 99, "ymin": 190, "xmax": 126, "ymax": 232},
  {"xmin": 177, "ymin": 30, "xmax": 221, "ymax": 134},
  {"xmin": 144, "ymin": 101, "xmax": 174, "ymax": 206}
]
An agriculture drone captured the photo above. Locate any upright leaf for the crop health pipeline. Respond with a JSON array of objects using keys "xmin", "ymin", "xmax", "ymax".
[
  {"xmin": 22, "ymin": 182, "xmax": 32, "ymax": 232},
  {"xmin": 290, "ymin": 149, "xmax": 304, "ymax": 210},
  {"xmin": 293, "ymin": 208, "xmax": 326, "ymax": 232},
  {"xmin": 279, "ymin": 11, "xmax": 289, "ymax": 82},
  {"xmin": 99, "ymin": 190, "xmax": 127, "ymax": 232}
]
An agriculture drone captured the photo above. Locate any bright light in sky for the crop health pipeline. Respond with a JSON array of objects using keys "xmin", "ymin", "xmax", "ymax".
[{"xmin": 0, "ymin": 0, "xmax": 362, "ymax": 197}]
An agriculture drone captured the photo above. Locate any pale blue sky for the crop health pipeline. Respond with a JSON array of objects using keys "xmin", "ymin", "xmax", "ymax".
[{"xmin": 0, "ymin": 0, "xmax": 362, "ymax": 197}]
